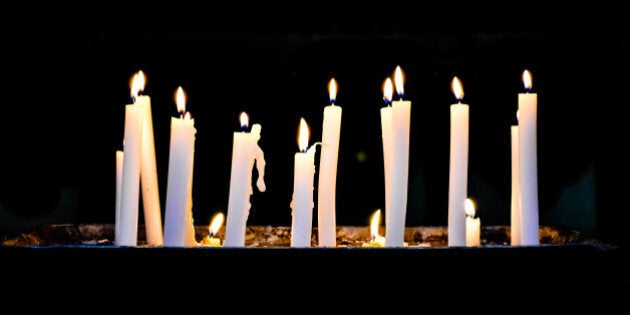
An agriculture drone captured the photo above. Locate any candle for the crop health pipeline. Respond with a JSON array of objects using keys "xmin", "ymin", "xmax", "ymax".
[
  {"xmin": 201, "ymin": 212, "xmax": 224, "ymax": 247},
  {"xmin": 518, "ymin": 69, "xmax": 539, "ymax": 245},
  {"xmin": 380, "ymin": 77, "xmax": 394, "ymax": 246},
  {"xmin": 163, "ymin": 87, "xmax": 198, "ymax": 247},
  {"xmin": 290, "ymin": 118, "xmax": 317, "ymax": 247},
  {"xmin": 383, "ymin": 66, "xmax": 411, "ymax": 247},
  {"xmin": 361, "ymin": 209, "xmax": 386, "ymax": 247},
  {"xmin": 448, "ymin": 76, "xmax": 469, "ymax": 247},
  {"xmin": 115, "ymin": 150, "xmax": 123, "ymax": 243},
  {"xmin": 510, "ymin": 123, "xmax": 522, "ymax": 245},
  {"xmin": 223, "ymin": 112, "xmax": 267, "ymax": 247},
  {"xmin": 131, "ymin": 71, "xmax": 163, "ymax": 246},
  {"xmin": 317, "ymin": 78, "xmax": 342, "ymax": 247},
  {"xmin": 117, "ymin": 89, "xmax": 145, "ymax": 246},
  {"xmin": 465, "ymin": 198, "xmax": 481, "ymax": 247}
]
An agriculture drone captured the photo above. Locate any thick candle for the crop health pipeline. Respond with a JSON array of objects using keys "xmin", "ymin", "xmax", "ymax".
[
  {"xmin": 518, "ymin": 69, "xmax": 539, "ymax": 245},
  {"xmin": 163, "ymin": 87, "xmax": 198, "ymax": 247},
  {"xmin": 224, "ymin": 112, "xmax": 266, "ymax": 247},
  {"xmin": 448, "ymin": 76, "xmax": 469, "ymax": 247},
  {"xmin": 380, "ymin": 78, "xmax": 394, "ymax": 245},
  {"xmin": 465, "ymin": 198, "xmax": 481, "ymax": 247},
  {"xmin": 317, "ymin": 78, "xmax": 342, "ymax": 247},
  {"xmin": 291, "ymin": 118, "xmax": 317, "ymax": 247},
  {"xmin": 115, "ymin": 150, "xmax": 123, "ymax": 243},
  {"xmin": 510, "ymin": 124, "xmax": 522, "ymax": 245},
  {"xmin": 131, "ymin": 71, "xmax": 163, "ymax": 246}
]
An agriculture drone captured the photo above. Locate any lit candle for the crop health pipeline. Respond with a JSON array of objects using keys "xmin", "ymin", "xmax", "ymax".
[
  {"xmin": 385, "ymin": 66, "xmax": 411, "ymax": 247},
  {"xmin": 518, "ymin": 69, "xmax": 539, "ymax": 245},
  {"xmin": 465, "ymin": 198, "xmax": 481, "ymax": 247},
  {"xmin": 361, "ymin": 209, "xmax": 386, "ymax": 247},
  {"xmin": 448, "ymin": 76, "xmax": 469, "ymax": 247},
  {"xmin": 290, "ymin": 118, "xmax": 317, "ymax": 247},
  {"xmin": 223, "ymin": 112, "xmax": 266, "ymax": 247},
  {"xmin": 130, "ymin": 71, "xmax": 163, "ymax": 246},
  {"xmin": 163, "ymin": 87, "xmax": 198, "ymax": 247},
  {"xmin": 201, "ymin": 212, "xmax": 224, "ymax": 247},
  {"xmin": 510, "ymin": 122, "xmax": 522, "ymax": 245},
  {"xmin": 317, "ymin": 78, "xmax": 342, "ymax": 247},
  {"xmin": 117, "ymin": 85, "xmax": 145, "ymax": 246},
  {"xmin": 380, "ymin": 77, "xmax": 394, "ymax": 246},
  {"xmin": 115, "ymin": 150, "xmax": 123, "ymax": 243}
]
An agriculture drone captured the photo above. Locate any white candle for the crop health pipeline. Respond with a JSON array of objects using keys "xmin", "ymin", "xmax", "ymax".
[
  {"xmin": 291, "ymin": 118, "xmax": 317, "ymax": 247},
  {"xmin": 163, "ymin": 87, "xmax": 198, "ymax": 247},
  {"xmin": 448, "ymin": 76, "xmax": 469, "ymax": 247},
  {"xmin": 117, "ymin": 96, "xmax": 145, "ymax": 246},
  {"xmin": 380, "ymin": 77, "xmax": 394, "ymax": 246},
  {"xmin": 201, "ymin": 212, "xmax": 224, "ymax": 247},
  {"xmin": 224, "ymin": 112, "xmax": 267, "ymax": 247},
  {"xmin": 115, "ymin": 150, "xmax": 123, "ymax": 243},
  {"xmin": 386, "ymin": 66, "xmax": 411, "ymax": 247},
  {"xmin": 510, "ymin": 124, "xmax": 522, "ymax": 245},
  {"xmin": 465, "ymin": 198, "xmax": 481, "ymax": 247},
  {"xmin": 518, "ymin": 69, "xmax": 539, "ymax": 245},
  {"xmin": 131, "ymin": 71, "xmax": 163, "ymax": 246},
  {"xmin": 317, "ymin": 78, "xmax": 342, "ymax": 247}
]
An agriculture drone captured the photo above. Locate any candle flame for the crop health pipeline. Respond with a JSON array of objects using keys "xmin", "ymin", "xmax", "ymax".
[
  {"xmin": 175, "ymin": 86, "xmax": 186, "ymax": 116},
  {"xmin": 394, "ymin": 65, "xmax": 405, "ymax": 98},
  {"xmin": 298, "ymin": 117, "xmax": 310, "ymax": 152},
  {"xmin": 465, "ymin": 198, "xmax": 476, "ymax": 218},
  {"xmin": 451, "ymin": 76, "xmax": 464, "ymax": 102},
  {"xmin": 240, "ymin": 112, "xmax": 249, "ymax": 129},
  {"xmin": 208, "ymin": 212, "xmax": 225, "ymax": 237},
  {"xmin": 383, "ymin": 78, "xmax": 393, "ymax": 105},
  {"xmin": 522, "ymin": 69, "xmax": 533, "ymax": 91},
  {"xmin": 370, "ymin": 209, "xmax": 383, "ymax": 240},
  {"xmin": 130, "ymin": 70, "xmax": 146, "ymax": 98},
  {"xmin": 328, "ymin": 78, "xmax": 338, "ymax": 104}
]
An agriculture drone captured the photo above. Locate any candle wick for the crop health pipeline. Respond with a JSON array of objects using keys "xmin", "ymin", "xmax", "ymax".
[{"xmin": 179, "ymin": 111, "xmax": 185, "ymax": 119}]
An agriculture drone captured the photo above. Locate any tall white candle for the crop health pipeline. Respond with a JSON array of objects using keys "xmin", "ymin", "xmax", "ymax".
[
  {"xmin": 518, "ymin": 69, "xmax": 539, "ymax": 246},
  {"xmin": 380, "ymin": 78, "xmax": 394, "ymax": 246},
  {"xmin": 224, "ymin": 112, "xmax": 267, "ymax": 247},
  {"xmin": 117, "ymin": 97, "xmax": 145, "ymax": 246},
  {"xmin": 291, "ymin": 118, "xmax": 317, "ymax": 247},
  {"xmin": 386, "ymin": 66, "xmax": 411, "ymax": 247},
  {"xmin": 510, "ymin": 124, "xmax": 522, "ymax": 245},
  {"xmin": 115, "ymin": 150, "xmax": 123, "ymax": 243},
  {"xmin": 465, "ymin": 198, "xmax": 481, "ymax": 247},
  {"xmin": 163, "ymin": 87, "xmax": 198, "ymax": 247},
  {"xmin": 448, "ymin": 76, "xmax": 469, "ymax": 247},
  {"xmin": 131, "ymin": 71, "xmax": 163, "ymax": 246},
  {"xmin": 317, "ymin": 78, "xmax": 342, "ymax": 247}
]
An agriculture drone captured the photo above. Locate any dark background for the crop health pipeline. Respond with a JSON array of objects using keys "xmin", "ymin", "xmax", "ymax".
[{"xmin": 1, "ymin": 3, "xmax": 628, "ymax": 247}]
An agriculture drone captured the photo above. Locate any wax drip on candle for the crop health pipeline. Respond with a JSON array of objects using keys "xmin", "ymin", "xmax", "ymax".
[
  {"xmin": 394, "ymin": 65, "xmax": 405, "ymax": 100},
  {"xmin": 452, "ymin": 76, "xmax": 464, "ymax": 103},
  {"xmin": 522, "ymin": 69, "xmax": 533, "ymax": 93},
  {"xmin": 383, "ymin": 77, "xmax": 393, "ymax": 106}
]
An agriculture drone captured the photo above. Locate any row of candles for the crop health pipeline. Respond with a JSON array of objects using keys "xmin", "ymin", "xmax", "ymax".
[{"xmin": 115, "ymin": 66, "xmax": 539, "ymax": 248}]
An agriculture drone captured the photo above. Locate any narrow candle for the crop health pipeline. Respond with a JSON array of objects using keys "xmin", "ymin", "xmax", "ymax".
[
  {"xmin": 201, "ymin": 212, "xmax": 224, "ymax": 247},
  {"xmin": 163, "ymin": 86, "xmax": 198, "ymax": 247},
  {"xmin": 361, "ymin": 209, "xmax": 386, "ymax": 247},
  {"xmin": 131, "ymin": 71, "xmax": 163, "ymax": 246},
  {"xmin": 117, "ymin": 91, "xmax": 145, "ymax": 246},
  {"xmin": 224, "ymin": 112, "xmax": 266, "ymax": 247},
  {"xmin": 510, "ymin": 123, "xmax": 522, "ymax": 245},
  {"xmin": 380, "ymin": 77, "xmax": 394, "ymax": 246},
  {"xmin": 386, "ymin": 65, "xmax": 411, "ymax": 247},
  {"xmin": 290, "ymin": 118, "xmax": 317, "ymax": 247},
  {"xmin": 448, "ymin": 76, "xmax": 469, "ymax": 247},
  {"xmin": 465, "ymin": 198, "xmax": 481, "ymax": 247},
  {"xmin": 115, "ymin": 150, "xmax": 123, "ymax": 243},
  {"xmin": 317, "ymin": 78, "xmax": 342, "ymax": 247},
  {"xmin": 518, "ymin": 69, "xmax": 539, "ymax": 245}
]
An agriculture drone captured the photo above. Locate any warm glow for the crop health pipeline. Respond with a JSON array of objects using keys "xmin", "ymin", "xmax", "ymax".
[
  {"xmin": 522, "ymin": 69, "xmax": 533, "ymax": 90},
  {"xmin": 298, "ymin": 117, "xmax": 309, "ymax": 152},
  {"xmin": 394, "ymin": 65, "xmax": 405, "ymax": 98},
  {"xmin": 451, "ymin": 76, "xmax": 464, "ymax": 101},
  {"xmin": 465, "ymin": 198, "xmax": 476, "ymax": 218},
  {"xmin": 328, "ymin": 78, "xmax": 338, "ymax": 104},
  {"xmin": 240, "ymin": 112, "xmax": 249, "ymax": 128},
  {"xmin": 175, "ymin": 86, "xmax": 186, "ymax": 115},
  {"xmin": 184, "ymin": 111, "xmax": 192, "ymax": 120},
  {"xmin": 130, "ymin": 70, "xmax": 146, "ymax": 98},
  {"xmin": 370, "ymin": 209, "xmax": 382, "ymax": 239},
  {"xmin": 383, "ymin": 78, "xmax": 393, "ymax": 105},
  {"xmin": 208, "ymin": 212, "xmax": 225, "ymax": 237}
]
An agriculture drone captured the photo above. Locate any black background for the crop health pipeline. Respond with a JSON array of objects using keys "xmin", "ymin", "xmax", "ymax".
[{"xmin": 1, "ymin": 3, "xmax": 628, "ymax": 247}]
